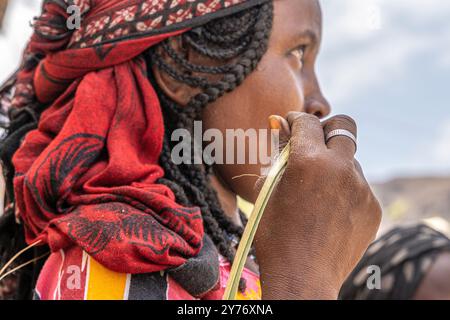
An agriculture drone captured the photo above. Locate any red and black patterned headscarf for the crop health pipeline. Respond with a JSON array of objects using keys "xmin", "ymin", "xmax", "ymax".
[{"xmin": 1, "ymin": 0, "xmax": 268, "ymax": 274}]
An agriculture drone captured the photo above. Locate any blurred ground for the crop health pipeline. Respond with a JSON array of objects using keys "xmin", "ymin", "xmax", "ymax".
[
  {"xmin": 239, "ymin": 176, "xmax": 450, "ymax": 238},
  {"xmin": 374, "ymin": 176, "xmax": 450, "ymax": 236}
]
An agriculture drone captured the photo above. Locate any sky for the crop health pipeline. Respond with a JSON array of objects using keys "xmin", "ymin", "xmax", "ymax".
[
  {"xmin": 0, "ymin": 0, "xmax": 449, "ymax": 183},
  {"xmin": 318, "ymin": 0, "xmax": 450, "ymax": 182}
]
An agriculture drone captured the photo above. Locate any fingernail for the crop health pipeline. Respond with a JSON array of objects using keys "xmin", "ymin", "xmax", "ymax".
[{"xmin": 268, "ymin": 115, "xmax": 281, "ymax": 130}]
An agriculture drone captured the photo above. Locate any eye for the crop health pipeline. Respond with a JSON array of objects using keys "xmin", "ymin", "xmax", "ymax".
[
  {"xmin": 293, "ymin": 46, "xmax": 306, "ymax": 61},
  {"xmin": 289, "ymin": 46, "xmax": 306, "ymax": 68}
]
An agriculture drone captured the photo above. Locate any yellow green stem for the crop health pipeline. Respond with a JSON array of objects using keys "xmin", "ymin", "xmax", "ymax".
[{"xmin": 223, "ymin": 143, "xmax": 291, "ymax": 300}]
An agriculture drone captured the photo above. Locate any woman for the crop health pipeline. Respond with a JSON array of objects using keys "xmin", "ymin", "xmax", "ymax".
[
  {"xmin": 0, "ymin": 0, "xmax": 381, "ymax": 300},
  {"xmin": 340, "ymin": 224, "xmax": 450, "ymax": 300}
]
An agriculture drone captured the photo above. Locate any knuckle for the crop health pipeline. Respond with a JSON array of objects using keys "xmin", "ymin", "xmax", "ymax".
[
  {"xmin": 334, "ymin": 114, "xmax": 357, "ymax": 126},
  {"xmin": 327, "ymin": 157, "xmax": 357, "ymax": 181},
  {"xmin": 289, "ymin": 151, "xmax": 356, "ymax": 183},
  {"xmin": 300, "ymin": 113, "xmax": 322, "ymax": 127},
  {"xmin": 295, "ymin": 150, "xmax": 327, "ymax": 167},
  {"xmin": 288, "ymin": 112, "xmax": 320, "ymax": 128},
  {"xmin": 357, "ymin": 184, "xmax": 382, "ymax": 229},
  {"xmin": 286, "ymin": 152, "xmax": 315, "ymax": 172},
  {"xmin": 290, "ymin": 149, "xmax": 342, "ymax": 168},
  {"xmin": 323, "ymin": 114, "xmax": 358, "ymax": 136},
  {"xmin": 286, "ymin": 112, "xmax": 303, "ymax": 126},
  {"xmin": 370, "ymin": 195, "xmax": 383, "ymax": 224},
  {"xmin": 285, "ymin": 152, "xmax": 329, "ymax": 182}
]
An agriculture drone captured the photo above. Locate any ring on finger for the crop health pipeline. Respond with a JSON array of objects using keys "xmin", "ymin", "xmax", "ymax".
[{"xmin": 325, "ymin": 129, "xmax": 357, "ymax": 152}]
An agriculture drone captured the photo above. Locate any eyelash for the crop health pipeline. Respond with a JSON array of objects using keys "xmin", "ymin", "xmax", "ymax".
[{"xmin": 291, "ymin": 45, "xmax": 307, "ymax": 64}]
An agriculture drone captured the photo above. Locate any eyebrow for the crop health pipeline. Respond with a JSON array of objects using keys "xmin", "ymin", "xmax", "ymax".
[{"xmin": 294, "ymin": 29, "xmax": 320, "ymax": 46}]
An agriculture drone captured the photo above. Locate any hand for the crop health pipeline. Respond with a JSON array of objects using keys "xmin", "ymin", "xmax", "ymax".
[{"xmin": 254, "ymin": 112, "xmax": 382, "ymax": 300}]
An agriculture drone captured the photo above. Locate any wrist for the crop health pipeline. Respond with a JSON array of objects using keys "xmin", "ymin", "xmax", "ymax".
[
  {"xmin": 255, "ymin": 241, "xmax": 343, "ymax": 300},
  {"xmin": 259, "ymin": 269, "xmax": 340, "ymax": 300}
]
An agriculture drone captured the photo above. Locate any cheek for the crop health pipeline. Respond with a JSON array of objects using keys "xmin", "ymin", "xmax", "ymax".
[
  {"xmin": 203, "ymin": 53, "xmax": 305, "ymax": 202},
  {"xmin": 251, "ymin": 52, "xmax": 306, "ymax": 119},
  {"xmin": 204, "ymin": 52, "xmax": 305, "ymax": 131}
]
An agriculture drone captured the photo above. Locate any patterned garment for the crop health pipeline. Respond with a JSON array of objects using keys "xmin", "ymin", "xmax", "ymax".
[
  {"xmin": 34, "ymin": 245, "xmax": 261, "ymax": 300},
  {"xmin": 5, "ymin": 0, "xmax": 270, "ymax": 110},
  {"xmin": 0, "ymin": 0, "xmax": 269, "ymax": 277},
  {"xmin": 339, "ymin": 224, "xmax": 450, "ymax": 300}
]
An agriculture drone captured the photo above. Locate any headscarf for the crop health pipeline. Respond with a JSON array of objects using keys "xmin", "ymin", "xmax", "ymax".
[
  {"xmin": 339, "ymin": 224, "xmax": 450, "ymax": 300},
  {"xmin": 0, "ymin": 0, "xmax": 269, "ymax": 274}
]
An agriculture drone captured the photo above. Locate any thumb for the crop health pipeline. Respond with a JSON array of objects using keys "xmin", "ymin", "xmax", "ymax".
[{"xmin": 268, "ymin": 115, "xmax": 291, "ymax": 151}]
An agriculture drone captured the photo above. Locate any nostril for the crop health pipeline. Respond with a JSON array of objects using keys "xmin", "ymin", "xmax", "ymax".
[
  {"xmin": 314, "ymin": 111, "xmax": 322, "ymax": 118},
  {"xmin": 305, "ymin": 101, "xmax": 327, "ymax": 119},
  {"xmin": 306, "ymin": 97, "xmax": 331, "ymax": 119}
]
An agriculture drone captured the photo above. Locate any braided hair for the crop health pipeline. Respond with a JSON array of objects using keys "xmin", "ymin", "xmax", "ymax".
[
  {"xmin": 148, "ymin": 1, "xmax": 273, "ymax": 270},
  {"xmin": 0, "ymin": 3, "xmax": 274, "ymax": 299}
]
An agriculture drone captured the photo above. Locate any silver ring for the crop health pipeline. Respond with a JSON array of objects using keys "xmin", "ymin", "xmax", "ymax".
[{"xmin": 325, "ymin": 129, "xmax": 357, "ymax": 151}]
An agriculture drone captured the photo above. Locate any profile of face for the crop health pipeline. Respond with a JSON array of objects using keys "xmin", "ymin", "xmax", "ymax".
[{"xmin": 154, "ymin": 0, "xmax": 330, "ymax": 202}]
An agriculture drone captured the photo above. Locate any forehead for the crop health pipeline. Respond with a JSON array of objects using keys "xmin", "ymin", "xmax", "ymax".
[{"xmin": 273, "ymin": 0, "xmax": 322, "ymax": 39}]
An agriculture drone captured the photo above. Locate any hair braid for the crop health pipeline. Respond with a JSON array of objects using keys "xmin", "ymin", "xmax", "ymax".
[
  {"xmin": 0, "ymin": 1, "xmax": 274, "ymax": 298},
  {"xmin": 0, "ymin": 109, "xmax": 42, "ymax": 299},
  {"xmin": 203, "ymin": 13, "xmax": 257, "ymax": 44},
  {"xmin": 183, "ymin": 33, "xmax": 250, "ymax": 60},
  {"xmin": 147, "ymin": 2, "xmax": 274, "ymax": 292},
  {"xmin": 161, "ymin": 40, "xmax": 235, "ymax": 75}
]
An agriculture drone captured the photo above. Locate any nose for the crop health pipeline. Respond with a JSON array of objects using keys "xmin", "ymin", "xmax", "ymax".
[
  {"xmin": 303, "ymin": 71, "xmax": 331, "ymax": 119},
  {"xmin": 305, "ymin": 94, "xmax": 331, "ymax": 119}
]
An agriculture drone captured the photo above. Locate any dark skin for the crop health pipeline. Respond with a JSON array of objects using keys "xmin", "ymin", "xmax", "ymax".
[
  {"xmin": 154, "ymin": 0, "xmax": 382, "ymax": 299},
  {"xmin": 414, "ymin": 252, "xmax": 450, "ymax": 300},
  {"xmin": 202, "ymin": 0, "xmax": 330, "ymax": 203}
]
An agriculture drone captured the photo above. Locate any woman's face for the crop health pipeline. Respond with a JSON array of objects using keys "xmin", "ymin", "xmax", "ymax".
[{"xmin": 202, "ymin": 0, "xmax": 330, "ymax": 202}]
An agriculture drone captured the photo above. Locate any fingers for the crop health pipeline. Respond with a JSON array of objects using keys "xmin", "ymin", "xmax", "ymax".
[
  {"xmin": 268, "ymin": 112, "xmax": 326, "ymax": 155},
  {"xmin": 268, "ymin": 113, "xmax": 357, "ymax": 160},
  {"xmin": 286, "ymin": 112, "xmax": 326, "ymax": 154},
  {"xmin": 322, "ymin": 115, "xmax": 357, "ymax": 158},
  {"xmin": 268, "ymin": 115, "xmax": 290, "ymax": 151}
]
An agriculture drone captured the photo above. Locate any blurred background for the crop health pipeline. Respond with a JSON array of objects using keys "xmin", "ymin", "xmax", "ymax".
[
  {"xmin": 319, "ymin": 0, "xmax": 450, "ymax": 234},
  {"xmin": 0, "ymin": 0, "xmax": 449, "ymax": 234}
]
